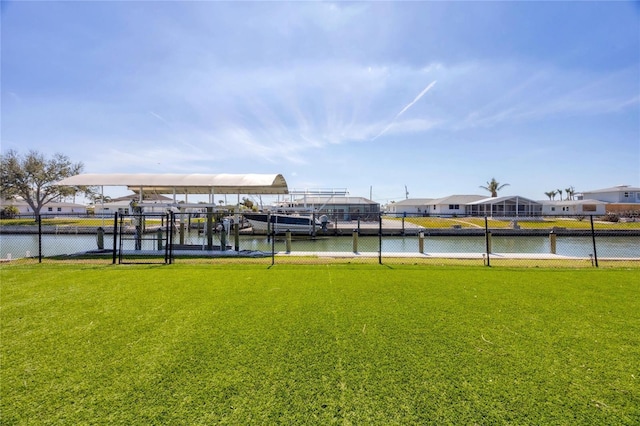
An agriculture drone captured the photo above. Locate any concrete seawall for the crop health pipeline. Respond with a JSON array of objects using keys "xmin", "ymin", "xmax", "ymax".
[{"xmin": 2, "ymin": 224, "xmax": 639, "ymax": 237}]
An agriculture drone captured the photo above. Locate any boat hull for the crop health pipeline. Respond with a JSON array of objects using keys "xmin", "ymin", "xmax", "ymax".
[{"xmin": 244, "ymin": 213, "xmax": 322, "ymax": 233}]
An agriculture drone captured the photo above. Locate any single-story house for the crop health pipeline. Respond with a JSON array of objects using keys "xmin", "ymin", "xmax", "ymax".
[
  {"xmin": 387, "ymin": 195, "xmax": 487, "ymax": 216},
  {"xmin": 388, "ymin": 194, "xmax": 547, "ymax": 217},
  {"xmin": 93, "ymin": 194, "xmax": 174, "ymax": 215},
  {"xmin": 1, "ymin": 198, "xmax": 87, "ymax": 216},
  {"xmin": 430, "ymin": 195, "xmax": 487, "ymax": 215},
  {"xmin": 541, "ymin": 199, "xmax": 607, "ymax": 216},
  {"xmin": 386, "ymin": 198, "xmax": 434, "ymax": 215}
]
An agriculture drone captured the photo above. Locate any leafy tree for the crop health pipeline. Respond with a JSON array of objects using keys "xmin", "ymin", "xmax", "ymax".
[
  {"xmin": 0, "ymin": 150, "xmax": 92, "ymax": 216},
  {"xmin": 479, "ymin": 178, "xmax": 510, "ymax": 197}
]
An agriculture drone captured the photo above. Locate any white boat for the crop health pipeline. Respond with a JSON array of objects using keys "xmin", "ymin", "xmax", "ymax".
[{"xmin": 244, "ymin": 212, "xmax": 328, "ymax": 233}]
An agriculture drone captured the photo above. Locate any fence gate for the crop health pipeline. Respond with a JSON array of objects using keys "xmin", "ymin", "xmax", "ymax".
[{"xmin": 117, "ymin": 212, "xmax": 173, "ymax": 264}]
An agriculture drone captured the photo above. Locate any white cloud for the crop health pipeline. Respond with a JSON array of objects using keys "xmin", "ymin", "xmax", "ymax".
[{"xmin": 457, "ymin": 63, "xmax": 639, "ymax": 129}]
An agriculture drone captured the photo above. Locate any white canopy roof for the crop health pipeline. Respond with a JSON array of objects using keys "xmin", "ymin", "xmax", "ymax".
[{"xmin": 55, "ymin": 173, "xmax": 289, "ymax": 195}]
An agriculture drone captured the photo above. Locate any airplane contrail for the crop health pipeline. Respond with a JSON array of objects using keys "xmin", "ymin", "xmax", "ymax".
[
  {"xmin": 395, "ymin": 80, "xmax": 437, "ymax": 119},
  {"xmin": 371, "ymin": 80, "xmax": 436, "ymax": 141}
]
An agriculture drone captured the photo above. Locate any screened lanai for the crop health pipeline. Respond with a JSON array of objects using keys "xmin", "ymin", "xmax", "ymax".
[{"xmin": 465, "ymin": 196, "xmax": 542, "ymax": 217}]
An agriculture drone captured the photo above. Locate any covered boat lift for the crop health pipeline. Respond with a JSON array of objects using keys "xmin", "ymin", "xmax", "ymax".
[
  {"xmin": 55, "ymin": 173, "xmax": 289, "ymax": 201},
  {"xmin": 55, "ymin": 173, "xmax": 290, "ymax": 250}
]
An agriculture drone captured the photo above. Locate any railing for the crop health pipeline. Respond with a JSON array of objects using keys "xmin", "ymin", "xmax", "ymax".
[{"xmin": 0, "ymin": 212, "xmax": 638, "ymax": 267}]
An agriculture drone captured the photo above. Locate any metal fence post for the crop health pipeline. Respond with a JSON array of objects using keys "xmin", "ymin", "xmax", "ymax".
[
  {"xmin": 167, "ymin": 212, "xmax": 174, "ymax": 264},
  {"xmin": 271, "ymin": 231, "xmax": 275, "ymax": 266},
  {"xmin": 590, "ymin": 215, "xmax": 599, "ymax": 267},
  {"xmin": 378, "ymin": 213, "xmax": 382, "ymax": 265},
  {"xmin": 112, "ymin": 212, "xmax": 118, "ymax": 264},
  {"xmin": 484, "ymin": 216, "xmax": 491, "ymax": 267},
  {"xmin": 38, "ymin": 214, "xmax": 42, "ymax": 263},
  {"xmin": 234, "ymin": 222, "xmax": 240, "ymax": 251}
]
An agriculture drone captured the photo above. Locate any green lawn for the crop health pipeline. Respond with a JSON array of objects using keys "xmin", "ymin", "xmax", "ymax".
[
  {"xmin": 397, "ymin": 216, "xmax": 640, "ymax": 230},
  {"xmin": 1, "ymin": 264, "xmax": 638, "ymax": 424}
]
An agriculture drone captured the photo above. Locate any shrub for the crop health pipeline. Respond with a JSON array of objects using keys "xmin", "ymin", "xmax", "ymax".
[
  {"xmin": 600, "ymin": 213, "xmax": 619, "ymax": 223},
  {"xmin": 1, "ymin": 205, "xmax": 19, "ymax": 219}
]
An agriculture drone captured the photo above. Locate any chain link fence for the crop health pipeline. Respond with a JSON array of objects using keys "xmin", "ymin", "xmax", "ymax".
[{"xmin": 1, "ymin": 212, "xmax": 639, "ymax": 267}]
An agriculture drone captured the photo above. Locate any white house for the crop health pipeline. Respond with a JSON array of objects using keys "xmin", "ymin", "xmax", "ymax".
[
  {"xmin": 93, "ymin": 194, "xmax": 175, "ymax": 215},
  {"xmin": 430, "ymin": 195, "xmax": 487, "ymax": 215},
  {"xmin": 387, "ymin": 198, "xmax": 434, "ymax": 215},
  {"xmin": 388, "ymin": 195, "xmax": 513, "ymax": 216},
  {"xmin": 541, "ymin": 199, "xmax": 607, "ymax": 216},
  {"xmin": 0, "ymin": 198, "xmax": 87, "ymax": 215},
  {"xmin": 579, "ymin": 185, "xmax": 640, "ymax": 204}
]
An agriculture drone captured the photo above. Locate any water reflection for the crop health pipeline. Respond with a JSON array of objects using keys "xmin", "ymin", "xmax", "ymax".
[{"xmin": 1, "ymin": 232, "xmax": 638, "ymax": 259}]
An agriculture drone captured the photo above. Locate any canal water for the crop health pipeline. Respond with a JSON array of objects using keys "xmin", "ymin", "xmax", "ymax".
[{"xmin": 1, "ymin": 232, "xmax": 638, "ymax": 259}]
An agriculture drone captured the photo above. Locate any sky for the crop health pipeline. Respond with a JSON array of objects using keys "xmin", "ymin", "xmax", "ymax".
[{"xmin": 2, "ymin": 1, "xmax": 639, "ymax": 205}]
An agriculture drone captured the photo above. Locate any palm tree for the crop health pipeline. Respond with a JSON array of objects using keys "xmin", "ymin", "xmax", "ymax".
[
  {"xmin": 557, "ymin": 188, "xmax": 563, "ymax": 201},
  {"xmin": 565, "ymin": 186, "xmax": 575, "ymax": 200},
  {"xmin": 544, "ymin": 191, "xmax": 556, "ymax": 200},
  {"xmin": 480, "ymin": 178, "xmax": 510, "ymax": 197}
]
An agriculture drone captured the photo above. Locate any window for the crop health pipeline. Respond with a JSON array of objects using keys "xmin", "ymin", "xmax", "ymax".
[
  {"xmin": 583, "ymin": 204, "xmax": 597, "ymax": 212},
  {"xmin": 624, "ymin": 192, "xmax": 630, "ymax": 198},
  {"xmin": 57, "ymin": 207, "xmax": 62, "ymax": 212},
  {"xmin": 47, "ymin": 207, "xmax": 53, "ymax": 212},
  {"xmin": 551, "ymin": 207, "xmax": 556, "ymax": 211},
  {"xmin": 448, "ymin": 204, "xmax": 460, "ymax": 210}
]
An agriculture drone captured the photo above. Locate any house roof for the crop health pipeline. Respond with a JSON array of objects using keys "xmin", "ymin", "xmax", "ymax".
[
  {"xmin": 55, "ymin": 173, "xmax": 289, "ymax": 195},
  {"xmin": 291, "ymin": 196, "xmax": 378, "ymax": 205},
  {"xmin": 467, "ymin": 195, "xmax": 541, "ymax": 205},
  {"xmin": 391, "ymin": 198, "xmax": 434, "ymax": 206},
  {"xmin": 582, "ymin": 185, "xmax": 640, "ymax": 193},
  {"xmin": 430, "ymin": 195, "xmax": 486, "ymax": 205},
  {"xmin": 394, "ymin": 195, "xmax": 485, "ymax": 206}
]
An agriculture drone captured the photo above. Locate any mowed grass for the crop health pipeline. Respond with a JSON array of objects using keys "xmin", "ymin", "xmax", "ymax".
[
  {"xmin": 398, "ymin": 216, "xmax": 640, "ymax": 230},
  {"xmin": 1, "ymin": 264, "xmax": 638, "ymax": 425}
]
